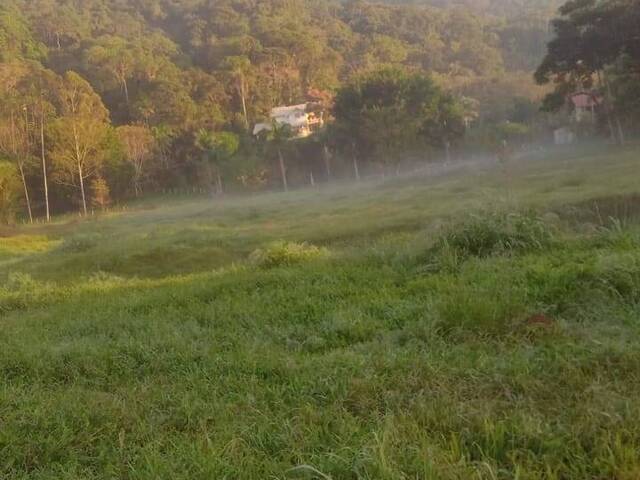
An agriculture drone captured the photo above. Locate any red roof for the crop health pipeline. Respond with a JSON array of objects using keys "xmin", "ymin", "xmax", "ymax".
[{"xmin": 570, "ymin": 92, "xmax": 601, "ymax": 109}]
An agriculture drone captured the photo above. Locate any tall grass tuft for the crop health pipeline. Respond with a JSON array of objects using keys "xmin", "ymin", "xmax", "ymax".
[
  {"xmin": 441, "ymin": 211, "xmax": 554, "ymax": 258},
  {"xmin": 249, "ymin": 241, "xmax": 328, "ymax": 268}
]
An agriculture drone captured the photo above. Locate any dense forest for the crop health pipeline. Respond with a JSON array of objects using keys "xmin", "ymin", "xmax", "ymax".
[{"xmin": 0, "ymin": 0, "xmax": 637, "ymax": 221}]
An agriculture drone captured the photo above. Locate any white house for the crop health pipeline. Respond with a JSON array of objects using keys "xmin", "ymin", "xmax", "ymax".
[
  {"xmin": 253, "ymin": 103, "xmax": 324, "ymax": 138},
  {"xmin": 554, "ymin": 127, "xmax": 575, "ymax": 145}
]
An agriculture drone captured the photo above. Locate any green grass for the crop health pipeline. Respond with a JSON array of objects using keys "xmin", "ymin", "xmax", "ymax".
[{"xmin": 2, "ymin": 146, "xmax": 640, "ymax": 479}]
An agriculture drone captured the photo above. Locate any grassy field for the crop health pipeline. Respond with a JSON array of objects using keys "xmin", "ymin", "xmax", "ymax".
[{"xmin": 1, "ymin": 145, "xmax": 640, "ymax": 479}]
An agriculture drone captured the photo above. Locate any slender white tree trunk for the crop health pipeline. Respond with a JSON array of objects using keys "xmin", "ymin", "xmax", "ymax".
[
  {"xmin": 40, "ymin": 102, "xmax": 50, "ymax": 222},
  {"xmin": 72, "ymin": 121, "xmax": 88, "ymax": 215},
  {"xmin": 323, "ymin": 144, "xmax": 331, "ymax": 181},
  {"xmin": 239, "ymin": 80, "xmax": 249, "ymax": 130},
  {"xmin": 597, "ymin": 69, "xmax": 618, "ymax": 144},
  {"xmin": 278, "ymin": 148, "xmax": 288, "ymax": 192},
  {"xmin": 217, "ymin": 171, "xmax": 223, "ymax": 195},
  {"xmin": 351, "ymin": 143, "xmax": 360, "ymax": 182},
  {"xmin": 18, "ymin": 162, "xmax": 33, "ymax": 223},
  {"xmin": 602, "ymin": 72, "xmax": 625, "ymax": 145},
  {"xmin": 78, "ymin": 162, "xmax": 87, "ymax": 215},
  {"xmin": 21, "ymin": 108, "xmax": 33, "ymax": 223}
]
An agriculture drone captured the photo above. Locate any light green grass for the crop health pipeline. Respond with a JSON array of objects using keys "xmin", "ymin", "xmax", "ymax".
[{"xmin": 1, "ymin": 146, "xmax": 640, "ymax": 479}]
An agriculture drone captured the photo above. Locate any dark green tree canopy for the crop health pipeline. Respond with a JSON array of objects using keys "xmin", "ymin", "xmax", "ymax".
[
  {"xmin": 535, "ymin": 0, "xmax": 640, "ymax": 110},
  {"xmin": 334, "ymin": 67, "xmax": 465, "ymax": 163}
]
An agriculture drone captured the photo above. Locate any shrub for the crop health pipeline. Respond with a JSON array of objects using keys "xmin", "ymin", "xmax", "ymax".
[{"xmin": 249, "ymin": 241, "xmax": 328, "ymax": 268}]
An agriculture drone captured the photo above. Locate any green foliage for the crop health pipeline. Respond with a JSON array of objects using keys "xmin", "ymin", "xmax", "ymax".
[
  {"xmin": 196, "ymin": 130, "xmax": 239, "ymax": 165},
  {"xmin": 536, "ymin": 0, "xmax": 640, "ymax": 134},
  {"xmin": 90, "ymin": 176, "xmax": 111, "ymax": 209},
  {"xmin": 49, "ymin": 71, "xmax": 114, "ymax": 213},
  {"xmin": 0, "ymin": 0, "xmax": 569, "ymax": 216},
  {"xmin": 0, "ymin": 5, "xmax": 46, "ymax": 62},
  {"xmin": 334, "ymin": 67, "xmax": 465, "ymax": 164}
]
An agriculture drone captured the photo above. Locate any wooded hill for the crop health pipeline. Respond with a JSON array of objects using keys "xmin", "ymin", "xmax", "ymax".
[{"xmin": 0, "ymin": 0, "xmax": 559, "ymax": 219}]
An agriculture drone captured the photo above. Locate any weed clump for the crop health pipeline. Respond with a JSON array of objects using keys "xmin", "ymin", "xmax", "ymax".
[
  {"xmin": 0, "ymin": 273, "xmax": 58, "ymax": 313},
  {"xmin": 428, "ymin": 211, "xmax": 554, "ymax": 264},
  {"xmin": 58, "ymin": 234, "xmax": 100, "ymax": 253},
  {"xmin": 433, "ymin": 278, "xmax": 529, "ymax": 338},
  {"xmin": 445, "ymin": 212, "xmax": 553, "ymax": 257},
  {"xmin": 249, "ymin": 241, "xmax": 328, "ymax": 268},
  {"xmin": 0, "ymin": 235, "xmax": 58, "ymax": 257}
]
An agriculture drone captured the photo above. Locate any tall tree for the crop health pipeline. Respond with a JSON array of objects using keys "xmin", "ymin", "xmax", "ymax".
[
  {"xmin": 0, "ymin": 61, "xmax": 35, "ymax": 222},
  {"xmin": 50, "ymin": 71, "xmax": 111, "ymax": 215},
  {"xmin": 333, "ymin": 67, "xmax": 465, "ymax": 173},
  {"xmin": 195, "ymin": 130, "xmax": 240, "ymax": 195},
  {"xmin": 535, "ymin": 0, "xmax": 640, "ymax": 143},
  {"xmin": 221, "ymin": 56, "xmax": 254, "ymax": 130},
  {"xmin": 117, "ymin": 124, "xmax": 156, "ymax": 196},
  {"xmin": 18, "ymin": 65, "xmax": 59, "ymax": 222}
]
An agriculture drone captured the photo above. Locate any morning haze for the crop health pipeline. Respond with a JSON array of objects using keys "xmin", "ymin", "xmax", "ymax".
[{"xmin": 1, "ymin": 0, "xmax": 639, "ymax": 478}]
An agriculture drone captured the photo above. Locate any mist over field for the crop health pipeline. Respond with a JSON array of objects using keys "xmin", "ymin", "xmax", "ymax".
[{"xmin": 1, "ymin": 0, "xmax": 640, "ymax": 478}]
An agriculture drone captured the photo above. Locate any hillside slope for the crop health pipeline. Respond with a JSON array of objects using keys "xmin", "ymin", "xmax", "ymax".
[{"xmin": 2, "ymin": 146, "xmax": 640, "ymax": 478}]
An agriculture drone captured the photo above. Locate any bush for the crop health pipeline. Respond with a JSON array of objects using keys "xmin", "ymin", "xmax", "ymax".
[{"xmin": 249, "ymin": 241, "xmax": 328, "ymax": 268}]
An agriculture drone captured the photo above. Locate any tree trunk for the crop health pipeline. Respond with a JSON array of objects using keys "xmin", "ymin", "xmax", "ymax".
[
  {"xmin": 310, "ymin": 171, "xmax": 315, "ymax": 187},
  {"xmin": 208, "ymin": 164, "xmax": 216, "ymax": 197},
  {"xmin": 351, "ymin": 143, "xmax": 360, "ymax": 182},
  {"xmin": 78, "ymin": 162, "xmax": 88, "ymax": 215},
  {"xmin": 121, "ymin": 73, "xmax": 130, "ymax": 106},
  {"xmin": 18, "ymin": 163, "xmax": 33, "ymax": 223},
  {"xmin": 444, "ymin": 140, "xmax": 451, "ymax": 164},
  {"xmin": 71, "ymin": 121, "xmax": 88, "ymax": 215},
  {"xmin": 217, "ymin": 171, "xmax": 224, "ymax": 195},
  {"xmin": 597, "ymin": 69, "xmax": 618, "ymax": 144},
  {"xmin": 134, "ymin": 164, "xmax": 143, "ymax": 197},
  {"xmin": 323, "ymin": 144, "xmax": 331, "ymax": 181},
  {"xmin": 240, "ymin": 80, "xmax": 249, "ymax": 130},
  {"xmin": 21, "ymin": 108, "xmax": 33, "ymax": 223},
  {"xmin": 40, "ymin": 102, "xmax": 50, "ymax": 222},
  {"xmin": 615, "ymin": 117, "xmax": 626, "ymax": 145},
  {"xmin": 278, "ymin": 148, "xmax": 288, "ymax": 192},
  {"xmin": 602, "ymin": 71, "xmax": 625, "ymax": 145}
]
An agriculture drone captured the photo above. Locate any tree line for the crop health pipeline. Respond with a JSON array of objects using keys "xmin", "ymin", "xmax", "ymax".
[{"xmin": 0, "ymin": 0, "xmax": 636, "ymax": 222}]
